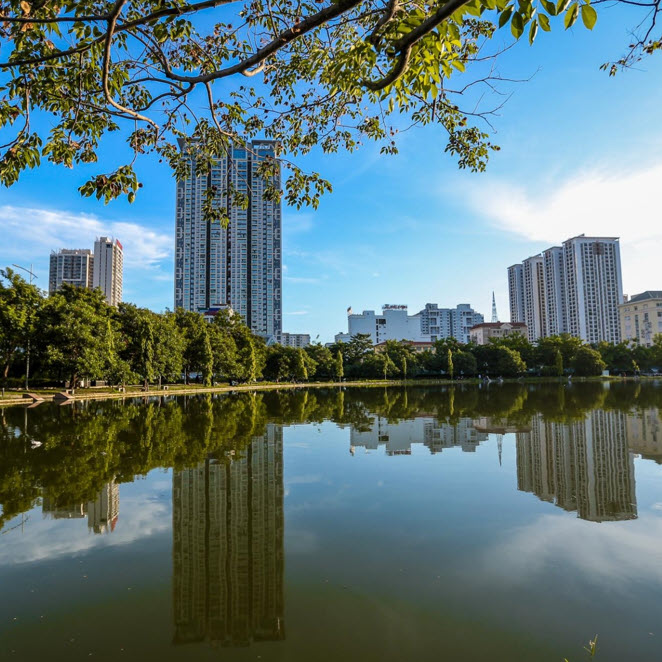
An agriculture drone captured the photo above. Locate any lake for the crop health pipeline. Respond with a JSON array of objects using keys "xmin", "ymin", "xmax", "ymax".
[{"xmin": 1, "ymin": 382, "xmax": 662, "ymax": 661}]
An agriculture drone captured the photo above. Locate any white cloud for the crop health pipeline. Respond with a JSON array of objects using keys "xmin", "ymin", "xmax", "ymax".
[
  {"xmin": 0, "ymin": 493, "xmax": 170, "ymax": 566},
  {"xmin": 477, "ymin": 512, "xmax": 662, "ymax": 595},
  {"xmin": 0, "ymin": 205, "xmax": 171, "ymax": 269},
  {"xmin": 285, "ymin": 310, "xmax": 309, "ymax": 316},
  {"xmin": 463, "ymin": 163, "xmax": 662, "ymax": 295}
]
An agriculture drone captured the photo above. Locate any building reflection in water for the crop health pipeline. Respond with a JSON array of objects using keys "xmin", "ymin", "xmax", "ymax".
[
  {"xmin": 626, "ymin": 408, "xmax": 662, "ymax": 464},
  {"xmin": 42, "ymin": 480, "xmax": 119, "ymax": 534},
  {"xmin": 172, "ymin": 424, "xmax": 285, "ymax": 647},
  {"xmin": 350, "ymin": 415, "xmax": 489, "ymax": 456},
  {"xmin": 516, "ymin": 411, "xmax": 637, "ymax": 522},
  {"xmin": 347, "ymin": 409, "xmax": 657, "ymax": 524}
]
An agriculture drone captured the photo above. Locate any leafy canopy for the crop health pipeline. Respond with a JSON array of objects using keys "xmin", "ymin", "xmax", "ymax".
[{"xmin": 0, "ymin": 0, "xmax": 653, "ymax": 214}]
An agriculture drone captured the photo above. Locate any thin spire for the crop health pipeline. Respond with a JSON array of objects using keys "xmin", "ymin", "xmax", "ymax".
[{"xmin": 491, "ymin": 292, "xmax": 498, "ymax": 323}]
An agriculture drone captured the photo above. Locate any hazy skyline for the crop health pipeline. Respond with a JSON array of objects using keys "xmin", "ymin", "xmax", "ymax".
[{"xmin": 2, "ymin": 6, "xmax": 660, "ymax": 342}]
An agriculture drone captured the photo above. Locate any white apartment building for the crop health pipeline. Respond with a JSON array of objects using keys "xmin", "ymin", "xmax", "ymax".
[
  {"xmin": 620, "ymin": 291, "xmax": 662, "ymax": 347},
  {"xmin": 563, "ymin": 235, "xmax": 623, "ymax": 344},
  {"xmin": 347, "ymin": 305, "xmax": 425, "ymax": 345},
  {"xmin": 542, "ymin": 246, "xmax": 566, "ymax": 336},
  {"xmin": 344, "ymin": 303, "xmax": 483, "ymax": 345},
  {"xmin": 175, "ymin": 139, "xmax": 282, "ymax": 343},
  {"xmin": 522, "ymin": 255, "xmax": 546, "ymax": 342},
  {"xmin": 508, "ymin": 235, "xmax": 623, "ymax": 344},
  {"xmin": 508, "ymin": 264, "xmax": 525, "ymax": 323},
  {"xmin": 93, "ymin": 236, "xmax": 123, "ymax": 306},
  {"xmin": 280, "ymin": 333, "xmax": 311, "ymax": 348},
  {"xmin": 418, "ymin": 303, "xmax": 484, "ymax": 344},
  {"xmin": 49, "ymin": 248, "xmax": 94, "ymax": 294}
]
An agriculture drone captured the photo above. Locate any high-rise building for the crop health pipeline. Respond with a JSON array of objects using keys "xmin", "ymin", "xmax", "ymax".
[
  {"xmin": 172, "ymin": 426, "xmax": 285, "ymax": 647},
  {"xmin": 174, "ymin": 140, "xmax": 282, "ymax": 343},
  {"xmin": 542, "ymin": 246, "xmax": 566, "ymax": 336},
  {"xmin": 48, "ymin": 248, "xmax": 94, "ymax": 294},
  {"xmin": 93, "ymin": 236, "xmax": 123, "ymax": 306},
  {"xmin": 563, "ymin": 235, "xmax": 623, "ymax": 344},
  {"xmin": 507, "ymin": 264, "xmax": 525, "ymax": 323},
  {"xmin": 522, "ymin": 255, "xmax": 546, "ymax": 342},
  {"xmin": 619, "ymin": 291, "xmax": 662, "ymax": 347},
  {"xmin": 508, "ymin": 235, "xmax": 623, "ymax": 344}
]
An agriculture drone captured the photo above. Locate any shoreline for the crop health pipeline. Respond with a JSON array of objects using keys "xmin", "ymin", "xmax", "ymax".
[{"xmin": 0, "ymin": 375, "xmax": 655, "ymax": 409}]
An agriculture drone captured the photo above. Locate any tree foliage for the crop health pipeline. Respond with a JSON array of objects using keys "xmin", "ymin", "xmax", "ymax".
[{"xmin": 1, "ymin": 0, "xmax": 648, "ymax": 213}]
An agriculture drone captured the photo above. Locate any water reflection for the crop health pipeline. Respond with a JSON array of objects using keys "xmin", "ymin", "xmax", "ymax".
[
  {"xmin": 42, "ymin": 479, "xmax": 120, "ymax": 534},
  {"xmin": 516, "ymin": 412, "xmax": 637, "ymax": 522},
  {"xmin": 1, "ymin": 383, "xmax": 661, "ymax": 534},
  {"xmin": 350, "ymin": 416, "xmax": 488, "ymax": 455},
  {"xmin": 172, "ymin": 425, "xmax": 285, "ymax": 647}
]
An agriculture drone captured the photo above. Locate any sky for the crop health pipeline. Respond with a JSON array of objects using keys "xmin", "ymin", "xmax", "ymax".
[{"xmin": 2, "ymin": 5, "xmax": 661, "ymax": 343}]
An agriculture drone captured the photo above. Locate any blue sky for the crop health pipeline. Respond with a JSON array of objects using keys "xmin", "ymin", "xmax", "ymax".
[{"xmin": 2, "ymin": 6, "xmax": 661, "ymax": 342}]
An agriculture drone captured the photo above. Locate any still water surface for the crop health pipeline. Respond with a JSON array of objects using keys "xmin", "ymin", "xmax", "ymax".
[{"xmin": 1, "ymin": 383, "xmax": 662, "ymax": 661}]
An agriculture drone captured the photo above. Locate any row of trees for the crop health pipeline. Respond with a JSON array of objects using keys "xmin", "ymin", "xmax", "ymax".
[
  {"xmin": 4, "ymin": 267, "xmax": 661, "ymax": 388},
  {"xmin": 329, "ymin": 331, "xmax": 662, "ymax": 379},
  {"xmin": 0, "ymin": 268, "xmax": 265, "ymax": 388},
  {"xmin": 0, "ymin": 267, "xmax": 345, "ymax": 388}
]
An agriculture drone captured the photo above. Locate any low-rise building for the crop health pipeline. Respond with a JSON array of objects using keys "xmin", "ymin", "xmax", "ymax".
[
  {"xmin": 374, "ymin": 340, "xmax": 434, "ymax": 354},
  {"xmin": 469, "ymin": 322, "xmax": 528, "ymax": 345},
  {"xmin": 280, "ymin": 333, "xmax": 311, "ymax": 348},
  {"xmin": 619, "ymin": 291, "xmax": 662, "ymax": 347}
]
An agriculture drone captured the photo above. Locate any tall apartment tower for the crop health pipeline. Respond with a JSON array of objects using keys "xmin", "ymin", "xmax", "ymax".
[
  {"xmin": 174, "ymin": 140, "xmax": 282, "ymax": 343},
  {"xmin": 542, "ymin": 246, "xmax": 566, "ymax": 336},
  {"xmin": 522, "ymin": 255, "xmax": 546, "ymax": 342},
  {"xmin": 93, "ymin": 236, "xmax": 123, "ymax": 306},
  {"xmin": 49, "ymin": 248, "xmax": 94, "ymax": 294},
  {"xmin": 508, "ymin": 235, "xmax": 623, "ymax": 344},
  {"xmin": 172, "ymin": 426, "xmax": 285, "ymax": 646},
  {"xmin": 563, "ymin": 235, "xmax": 623, "ymax": 344},
  {"xmin": 508, "ymin": 264, "xmax": 525, "ymax": 323}
]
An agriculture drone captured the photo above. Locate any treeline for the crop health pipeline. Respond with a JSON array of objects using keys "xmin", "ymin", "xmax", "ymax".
[
  {"xmin": 1, "ymin": 268, "xmax": 278, "ymax": 388},
  {"xmin": 3, "ymin": 267, "xmax": 662, "ymax": 388},
  {"xmin": 328, "ymin": 331, "xmax": 662, "ymax": 379}
]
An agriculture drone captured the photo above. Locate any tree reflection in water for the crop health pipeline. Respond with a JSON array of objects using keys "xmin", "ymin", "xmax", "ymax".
[{"xmin": 1, "ymin": 382, "xmax": 661, "ymax": 533}]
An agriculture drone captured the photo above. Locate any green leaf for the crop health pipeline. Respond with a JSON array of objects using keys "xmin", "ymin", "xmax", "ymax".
[
  {"xmin": 541, "ymin": 0, "xmax": 557, "ymax": 15},
  {"xmin": 564, "ymin": 2, "xmax": 579, "ymax": 28},
  {"xmin": 498, "ymin": 6, "xmax": 513, "ymax": 28},
  {"xmin": 529, "ymin": 20, "xmax": 538, "ymax": 44},
  {"xmin": 538, "ymin": 13, "xmax": 551, "ymax": 30},
  {"xmin": 580, "ymin": 3, "xmax": 597, "ymax": 29},
  {"xmin": 557, "ymin": 0, "xmax": 571, "ymax": 12},
  {"xmin": 511, "ymin": 12, "xmax": 524, "ymax": 38}
]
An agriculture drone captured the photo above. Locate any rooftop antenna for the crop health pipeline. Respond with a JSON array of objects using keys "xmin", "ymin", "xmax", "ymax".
[{"xmin": 491, "ymin": 292, "xmax": 498, "ymax": 323}]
